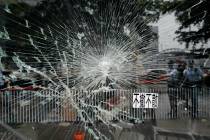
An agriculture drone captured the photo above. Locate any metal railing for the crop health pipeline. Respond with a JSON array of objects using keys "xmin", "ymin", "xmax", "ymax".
[{"xmin": 0, "ymin": 88, "xmax": 210, "ymax": 123}]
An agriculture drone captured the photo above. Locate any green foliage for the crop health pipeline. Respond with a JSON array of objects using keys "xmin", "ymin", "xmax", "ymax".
[
  {"xmin": 160, "ymin": 0, "xmax": 210, "ymax": 47},
  {"xmin": 0, "ymin": 0, "xmax": 161, "ymax": 60},
  {"xmin": 137, "ymin": 0, "xmax": 163, "ymax": 21}
]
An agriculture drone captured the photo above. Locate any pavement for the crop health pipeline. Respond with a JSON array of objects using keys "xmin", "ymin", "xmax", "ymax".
[
  {"xmin": 156, "ymin": 119, "xmax": 210, "ymax": 136},
  {"xmin": 1, "ymin": 119, "xmax": 210, "ymax": 140}
]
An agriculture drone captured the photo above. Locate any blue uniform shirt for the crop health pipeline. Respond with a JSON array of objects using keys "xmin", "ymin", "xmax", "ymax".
[{"xmin": 183, "ymin": 67, "xmax": 203, "ymax": 82}]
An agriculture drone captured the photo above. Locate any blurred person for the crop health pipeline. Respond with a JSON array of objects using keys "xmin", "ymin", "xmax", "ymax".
[
  {"xmin": 2, "ymin": 71, "xmax": 17, "ymax": 89},
  {"xmin": 176, "ymin": 61, "xmax": 186, "ymax": 86},
  {"xmin": 0, "ymin": 69, "xmax": 4, "ymax": 89},
  {"xmin": 183, "ymin": 60, "xmax": 203, "ymax": 118},
  {"xmin": 167, "ymin": 60, "xmax": 178, "ymax": 118},
  {"xmin": 0, "ymin": 68, "xmax": 4, "ymax": 89},
  {"xmin": 10, "ymin": 70, "xmax": 33, "ymax": 88},
  {"xmin": 0, "ymin": 69, "xmax": 11, "ymax": 89},
  {"xmin": 183, "ymin": 60, "xmax": 203, "ymax": 87},
  {"xmin": 203, "ymin": 70, "xmax": 210, "ymax": 87},
  {"xmin": 167, "ymin": 60, "xmax": 178, "ymax": 83}
]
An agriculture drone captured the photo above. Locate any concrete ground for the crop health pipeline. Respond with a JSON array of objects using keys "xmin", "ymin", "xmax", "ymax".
[{"xmin": 1, "ymin": 119, "xmax": 210, "ymax": 140}]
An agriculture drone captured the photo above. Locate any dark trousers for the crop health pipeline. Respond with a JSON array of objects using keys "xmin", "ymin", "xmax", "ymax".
[
  {"xmin": 185, "ymin": 88, "xmax": 199, "ymax": 118},
  {"xmin": 168, "ymin": 87, "xmax": 178, "ymax": 118}
]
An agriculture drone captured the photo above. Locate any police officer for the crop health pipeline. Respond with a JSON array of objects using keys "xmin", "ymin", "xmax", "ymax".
[
  {"xmin": 167, "ymin": 60, "xmax": 178, "ymax": 118},
  {"xmin": 183, "ymin": 60, "xmax": 203, "ymax": 118}
]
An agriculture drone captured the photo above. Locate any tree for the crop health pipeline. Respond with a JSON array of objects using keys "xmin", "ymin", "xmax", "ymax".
[
  {"xmin": 160, "ymin": 0, "xmax": 210, "ymax": 48},
  {"xmin": 0, "ymin": 0, "xmax": 162, "ymax": 89},
  {"xmin": 1, "ymin": 0, "xmax": 161, "ymax": 64}
]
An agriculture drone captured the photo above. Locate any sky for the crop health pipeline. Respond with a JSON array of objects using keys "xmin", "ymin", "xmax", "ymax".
[
  {"xmin": 156, "ymin": 13, "xmax": 185, "ymax": 52},
  {"xmin": 156, "ymin": 13, "xmax": 210, "ymax": 52}
]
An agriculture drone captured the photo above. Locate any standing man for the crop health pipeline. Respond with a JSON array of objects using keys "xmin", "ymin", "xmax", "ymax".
[
  {"xmin": 183, "ymin": 60, "xmax": 203, "ymax": 118},
  {"xmin": 167, "ymin": 60, "xmax": 178, "ymax": 118},
  {"xmin": 0, "ymin": 68, "xmax": 5, "ymax": 89}
]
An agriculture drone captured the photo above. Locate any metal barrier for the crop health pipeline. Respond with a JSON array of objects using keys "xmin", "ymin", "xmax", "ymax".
[{"xmin": 0, "ymin": 88, "xmax": 210, "ymax": 123}]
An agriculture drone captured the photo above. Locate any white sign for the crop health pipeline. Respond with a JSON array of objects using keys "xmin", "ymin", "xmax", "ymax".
[{"xmin": 133, "ymin": 93, "xmax": 158, "ymax": 108}]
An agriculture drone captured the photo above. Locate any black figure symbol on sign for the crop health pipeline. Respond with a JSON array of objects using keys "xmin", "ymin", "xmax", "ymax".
[
  {"xmin": 146, "ymin": 94, "xmax": 151, "ymax": 108},
  {"xmin": 152, "ymin": 94, "xmax": 158, "ymax": 108},
  {"xmin": 133, "ymin": 93, "xmax": 139, "ymax": 108}
]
